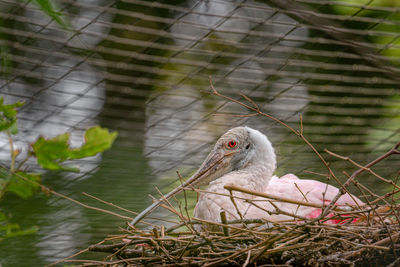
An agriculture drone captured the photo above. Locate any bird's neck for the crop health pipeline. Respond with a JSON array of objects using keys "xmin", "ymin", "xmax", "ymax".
[
  {"xmin": 239, "ymin": 143, "xmax": 276, "ymax": 191},
  {"xmin": 236, "ymin": 163, "xmax": 274, "ymax": 192}
]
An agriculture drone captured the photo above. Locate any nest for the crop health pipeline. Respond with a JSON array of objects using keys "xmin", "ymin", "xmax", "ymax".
[
  {"xmin": 84, "ymin": 179, "xmax": 400, "ymax": 267},
  {"xmin": 84, "ymin": 204, "xmax": 400, "ymax": 267}
]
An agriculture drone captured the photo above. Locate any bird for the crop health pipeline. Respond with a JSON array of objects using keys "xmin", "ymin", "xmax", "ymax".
[{"xmin": 131, "ymin": 126, "xmax": 363, "ymax": 227}]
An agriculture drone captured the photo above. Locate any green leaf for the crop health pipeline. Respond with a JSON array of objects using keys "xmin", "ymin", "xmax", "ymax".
[
  {"xmin": 31, "ymin": 133, "xmax": 78, "ymax": 171},
  {"xmin": 0, "ymin": 221, "xmax": 38, "ymax": 241},
  {"xmin": 31, "ymin": 127, "xmax": 117, "ymax": 172},
  {"xmin": 3, "ymin": 225, "xmax": 38, "ymax": 238},
  {"xmin": 0, "ymin": 209, "xmax": 38, "ymax": 242},
  {"xmin": 0, "ymin": 211, "xmax": 6, "ymax": 222},
  {"xmin": 6, "ymin": 172, "xmax": 41, "ymax": 199},
  {"xmin": 0, "ymin": 223, "xmax": 19, "ymax": 233},
  {"xmin": 32, "ymin": 0, "xmax": 70, "ymax": 30},
  {"xmin": 9, "ymin": 121, "xmax": 18, "ymax": 135},
  {"xmin": 0, "ymin": 97, "xmax": 25, "ymax": 133},
  {"xmin": 68, "ymin": 126, "xmax": 118, "ymax": 159},
  {"xmin": 0, "ymin": 168, "xmax": 9, "ymax": 199}
]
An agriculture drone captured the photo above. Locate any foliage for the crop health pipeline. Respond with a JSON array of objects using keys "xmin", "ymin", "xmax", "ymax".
[
  {"xmin": 16, "ymin": 0, "xmax": 71, "ymax": 30},
  {"xmin": 1, "ymin": 0, "xmax": 72, "ymax": 77},
  {"xmin": 0, "ymin": 98, "xmax": 24, "ymax": 134},
  {"xmin": 31, "ymin": 0, "xmax": 70, "ymax": 30},
  {"xmin": 0, "ymin": 97, "xmax": 117, "ymax": 241},
  {"xmin": 0, "ymin": 210, "xmax": 38, "ymax": 242},
  {"xmin": 331, "ymin": 0, "xmax": 400, "ymax": 59},
  {"xmin": 5, "ymin": 172, "xmax": 41, "ymax": 200},
  {"xmin": 32, "ymin": 127, "xmax": 117, "ymax": 172}
]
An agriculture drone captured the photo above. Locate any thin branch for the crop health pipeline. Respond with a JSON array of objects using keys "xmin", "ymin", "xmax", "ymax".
[
  {"xmin": 224, "ymin": 184, "xmax": 358, "ymax": 211},
  {"xmin": 82, "ymin": 192, "xmax": 138, "ymax": 215},
  {"xmin": 209, "ymin": 77, "xmax": 348, "ymax": 195},
  {"xmin": 321, "ymin": 141, "xmax": 400, "ymax": 218}
]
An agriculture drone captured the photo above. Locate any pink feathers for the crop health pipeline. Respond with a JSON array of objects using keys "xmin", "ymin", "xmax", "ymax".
[
  {"xmin": 265, "ymin": 173, "xmax": 362, "ymax": 224},
  {"xmin": 192, "ymin": 127, "xmax": 363, "ymax": 227}
]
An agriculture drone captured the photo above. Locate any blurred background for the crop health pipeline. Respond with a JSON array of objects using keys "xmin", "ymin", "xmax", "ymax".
[{"xmin": 0, "ymin": 0, "xmax": 399, "ymax": 265}]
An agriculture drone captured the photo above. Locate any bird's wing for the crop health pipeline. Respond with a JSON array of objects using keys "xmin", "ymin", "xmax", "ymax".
[
  {"xmin": 268, "ymin": 173, "xmax": 363, "ymax": 206},
  {"xmin": 245, "ymin": 174, "xmax": 364, "ymax": 222}
]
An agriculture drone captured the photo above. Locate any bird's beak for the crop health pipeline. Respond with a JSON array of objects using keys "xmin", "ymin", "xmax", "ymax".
[
  {"xmin": 130, "ymin": 148, "xmax": 234, "ymax": 226},
  {"xmin": 183, "ymin": 148, "xmax": 234, "ymax": 188}
]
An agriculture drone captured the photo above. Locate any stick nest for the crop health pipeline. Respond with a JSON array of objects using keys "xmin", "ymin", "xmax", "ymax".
[{"xmin": 87, "ymin": 189, "xmax": 400, "ymax": 267}]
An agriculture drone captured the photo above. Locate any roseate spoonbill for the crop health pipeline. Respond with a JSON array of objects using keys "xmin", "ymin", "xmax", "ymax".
[{"xmin": 131, "ymin": 126, "xmax": 363, "ymax": 226}]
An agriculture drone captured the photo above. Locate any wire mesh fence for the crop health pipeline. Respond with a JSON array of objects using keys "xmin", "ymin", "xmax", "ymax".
[
  {"xmin": 1, "ymin": 0, "xmax": 398, "ymax": 178},
  {"xmin": 0, "ymin": 0, "xmax": 399, "ymax": 264}
]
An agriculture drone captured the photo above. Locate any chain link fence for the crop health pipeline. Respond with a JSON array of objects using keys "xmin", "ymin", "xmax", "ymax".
[
  {"xmin": 1, "ymin": 0, "xmax": 400, "ymax": 265},
  {"xmin": 1, "ymin": 0, "xmax": 399, "ymax": 179}
]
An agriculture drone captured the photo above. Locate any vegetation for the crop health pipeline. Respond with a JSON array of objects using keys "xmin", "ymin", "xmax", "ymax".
[
  {"xmin": 0, "ymin": 98, "xmax": 117, "ymax": 241},
  {"xmin": 29, "ymin": 0, "xmax": 70, "ymax": 30}
]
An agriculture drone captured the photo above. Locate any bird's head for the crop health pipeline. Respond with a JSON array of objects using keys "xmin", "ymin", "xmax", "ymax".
[
  {"xmin": 130, "ymin": 126, "xmax": 277, "ymax": 225},
  {"xmin": 186, "ymin": 126, "xmax": 277, "ymax": 187}
]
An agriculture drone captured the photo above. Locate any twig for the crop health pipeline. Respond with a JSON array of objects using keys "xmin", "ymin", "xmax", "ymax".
[
  {"xmin": 325, "ymin": 148, "xmax": 400, "ymax": 191},
  {"xmin": 45, "ymin": 248, "xmax": 89, "ymax": 267},
  {"xmin": 321, "ymin": 142, "xmax": 400, "ymax": 219},
  {"xmin": 242, "ymin": 250, "xmax": 251, "ymax": 267},
  {"xmin": 2, "ymin": 169, "xmax": 136, "ymax": 221},
  {"xmin": 224, "ymin": 184, "xmax": 357, "ymax": 211},
  {"xmin": 208, "ymin": 77, "xmax": 348, "ymax": 195},
  {"xmin": 344, "ymin": 232, "xmax": 400, "ymax": 259},
  {"xmin": 220, "ymin": 211, "xmax": 229, "ymax": 237},
  {"xmin": 228, "ymin": 188, "xmax": 245, "ymax": 220},
  {"xmin": 209, "ymin": 77, "xmax": 297, "ymax": 134},
  {"xmin": 177, "ymin": 171, "xmax": 197, "ymax": 234},
  {"xmin": 294, "ymin": 182, "xmax": 309, "ymax": 202},
  {"xmin": 7, "ymin": 130, "xmax": 16, "ymax": 173},
  {"xmin": 82, "ymin": 192, "xmax": 138, "ymax": 215}
]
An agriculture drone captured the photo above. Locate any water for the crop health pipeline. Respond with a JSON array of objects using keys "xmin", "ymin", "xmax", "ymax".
[{"xmin": 0, "ymin": 0, "xmax": 399, "ymax": 266}]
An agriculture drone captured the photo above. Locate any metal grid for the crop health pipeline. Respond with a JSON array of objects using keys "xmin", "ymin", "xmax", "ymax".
[
  {"xmin": 0, "ymin": 0, "xmax": 399, "ymax": 184},
  {"xmin": 1, "ymin": 2, "xmax": 399, "ymax": 265}
]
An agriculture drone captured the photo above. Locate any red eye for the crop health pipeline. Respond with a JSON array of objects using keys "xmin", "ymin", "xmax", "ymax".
[{"xmin": 228, "ymin": 140, "xmax": 237, "ymax": 148}]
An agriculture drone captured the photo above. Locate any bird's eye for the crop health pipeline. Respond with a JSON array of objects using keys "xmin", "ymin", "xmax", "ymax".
[
  {"xmin": 227, "ymin": 140, "xmax": 237, "ymax": 148},
  {"xmin": 245, "ymin": 144, "xmax": 250, "ymax": 150}
]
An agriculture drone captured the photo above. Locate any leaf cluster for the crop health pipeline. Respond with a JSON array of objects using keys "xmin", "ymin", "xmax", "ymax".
[
  {"xmin": 32, "ymin": 127, "xmax": 117, "ymax": 172},
  {"xmin": 0, "ymin": 97, "xmax": 24, "ymax": 134},
  {"xmin": 0, "ymin": 97, "xmax": 117, "ymax": 240}
]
